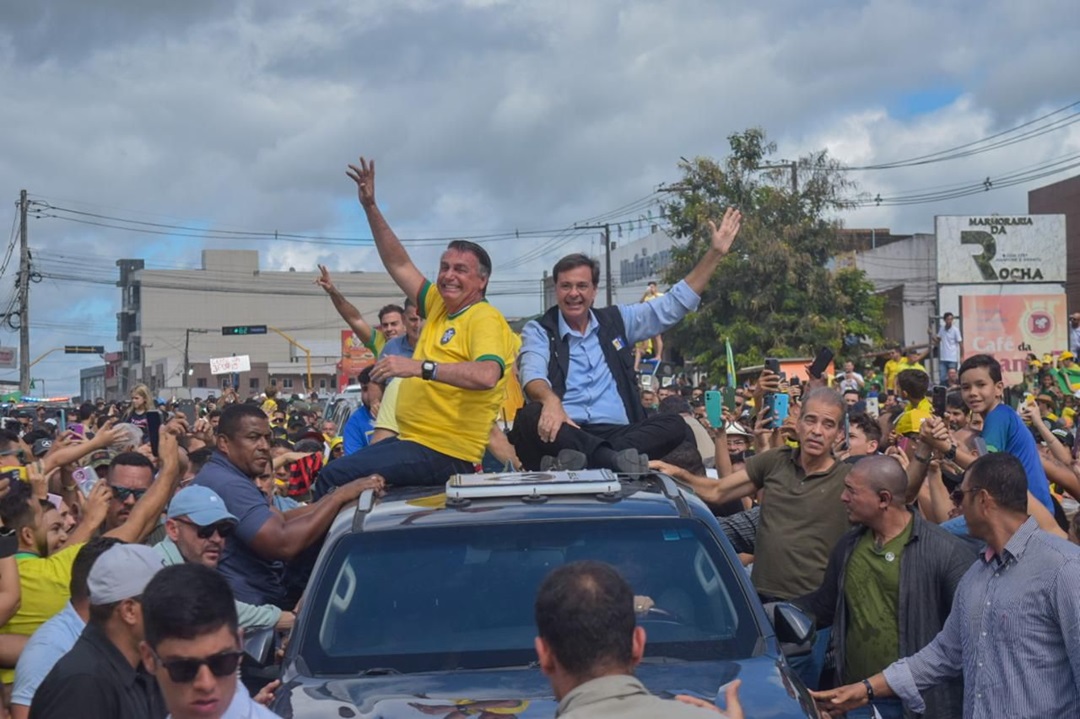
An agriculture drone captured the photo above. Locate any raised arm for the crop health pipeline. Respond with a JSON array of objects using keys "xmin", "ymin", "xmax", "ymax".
[
  {"xmin": 683, "ymin": 208, "xmax": 742, "ymax": 295},
  {"xmin": 40, "ymin": 425, "xmax": 126, "ymax": 475},
  {"xmin": 315, "ymin": 265, "xmax": 375, "ymax": 344},
  {"xmin": 105, "ymin": 419, "xmax": 185, "ymax": 544},
  {"xmin": 347, "ymin": 157, "xmax": 425, "ymax": 305}
]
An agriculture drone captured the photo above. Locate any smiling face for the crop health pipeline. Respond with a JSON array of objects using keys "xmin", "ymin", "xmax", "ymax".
[
  {"xmin": 554, "ymin": 265, "xmax": 598, "ymax": 329},
  {"xmin": 959, "ymin": 365, "xmax": 1002, "ymax": 415},
  {"xmin": 436, "ymin": 248, "xmax": 487, "ymax": 311}
]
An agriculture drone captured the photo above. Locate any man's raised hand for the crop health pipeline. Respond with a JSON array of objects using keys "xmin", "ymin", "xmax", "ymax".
[
  {"xmin": 707, "ymin": 207, "xmax": 742, "ymax": 257},
  {"xmin": 346, "ymin": 157, "xmax": 377, "ymax": 209},
  {"xmin": 315, "ymin": 264, "xmax": 336, "ymax": 294}
]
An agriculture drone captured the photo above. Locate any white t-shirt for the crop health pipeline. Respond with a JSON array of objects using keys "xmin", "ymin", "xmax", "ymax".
[
  {"xmin": 169, "ymin": 685, "xmax": 280, "ymax": 719},
  {"xmin": 938, "ymin": 325, "xmax": 962, "ymax": 362},
  {"xmin": 838, "ymin": 372, "xmax": 864, "ymax": 393}
]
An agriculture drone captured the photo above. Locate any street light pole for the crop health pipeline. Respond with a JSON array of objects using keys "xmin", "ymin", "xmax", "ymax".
[{"xmin": 184, "ymin": 328, "xmax": 209, "ymax": 388}]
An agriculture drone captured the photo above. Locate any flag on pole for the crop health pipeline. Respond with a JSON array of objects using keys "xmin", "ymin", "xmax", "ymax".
[{"xmin": 725, "ymin": 338, "xmax": 736, "ymax": 388}]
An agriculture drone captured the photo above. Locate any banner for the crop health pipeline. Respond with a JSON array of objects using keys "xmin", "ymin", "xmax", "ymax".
[
  {"xmin": 937, "ymin": 215, "xmax": 1066, "ymax": 284},
  {"xmin": 210, "ymin": 355, "xmax": 251, "ymax": 375},
  {"xmin": 0, "ymin": 347, "xmax": 15, "ymax": 370},
  {"xmin": 960, "ymin": 294, "xmax": 1067, "ymax": 385},
  {"xmin": 339, "ymin": 330, "xmax": 375, "ymax": 390}
]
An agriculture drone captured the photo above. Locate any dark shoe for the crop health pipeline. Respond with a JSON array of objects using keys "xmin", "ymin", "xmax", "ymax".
[
  {"xmin": 540, "ymin": 449, "xmax": 587, "ymax": 472},
  {"xmin": 612, "ymin": 448, "xmax": 649, "ymax": 475}
]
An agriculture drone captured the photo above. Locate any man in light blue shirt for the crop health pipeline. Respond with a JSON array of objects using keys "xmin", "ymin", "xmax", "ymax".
[
  {"xmin": 511, "ymin": 209, "xmax": 742, "ymax": 472},
  {"xmin": 10, "ymin": 537, "xmax": 121, "ymax": 719}
]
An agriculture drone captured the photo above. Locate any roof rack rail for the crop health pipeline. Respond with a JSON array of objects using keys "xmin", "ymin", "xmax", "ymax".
[
  {"xmin": 653, "ymin": 472, "xmax": 691, "ymax": 519},
  {"xmin": 351, "ymin": 488, "xmax": 377, "ymax": 532}
]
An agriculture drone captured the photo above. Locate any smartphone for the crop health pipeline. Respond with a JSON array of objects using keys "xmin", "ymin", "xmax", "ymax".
[
  {"xmin": 764, "ymin": 358, "xmax": 781, "ymax": 376},
  {"xmin": 932, "ymin": 385, "xmax": 948, "ymax": 418},
  {"xmin": 841, "ymin": 413, "xmax": 851, "ymax": 451},
  {"xmin": 790, "ymin": 376, "xmax": 801, "ymax": 387},
  {"xmin": 808, "ymin": 347, "xmax": 834, "ymax": 379},
  {"xmin": 177, "ymin": 402, "xmax": 197, "ymax": 426},
  {"xmin": 1, "ymin": 467, "xmax": 26, "ymax": 483},
  {"xmin": 896, "ymin": 436, "xmax": 912, "ymax": 453},
  {"xmin": 147, "ymin": 410, "xmax": 163, "ymax": 456},
  {"xmin": 72, "ymin": 466, "xmax": 99, "ymax": 496},
  {"xmin": 704, "ymin": 391, "xmax": 723, "ymax": 428},
  {"xmin": 865, "ymin": 397, "xmax": 880, "ymax": 418},
  {"xmin": 721, "ymin": 387, "xmax": 737, "ymax": 412},
  {"xmin": 766, "ymin": 392, "xmax": 789, "ymax": 429}
]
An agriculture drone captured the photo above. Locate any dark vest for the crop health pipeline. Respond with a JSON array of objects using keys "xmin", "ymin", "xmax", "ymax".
[{"xmin": 537, "ymin": 305, "xmax": 646, "ymax": 424}]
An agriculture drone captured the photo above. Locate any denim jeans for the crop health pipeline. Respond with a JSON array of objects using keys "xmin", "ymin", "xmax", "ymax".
[
  {"xmin": 939, "ymin": 360, "xmax": 957, "ymax": 385},
  {"xmin": 313, "ymin": 437, "xmax": 474, "ymax": 498},
  {"xmin": 786, "ymin": 626, "xmax": 831, "ymax": 691}
]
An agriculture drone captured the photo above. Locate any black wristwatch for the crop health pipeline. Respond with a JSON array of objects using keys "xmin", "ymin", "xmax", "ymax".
[
  {"xmin": 421, "ymin": 360, "xmax": 438, "ymax": 381},
  {"xmin": 943, "ymin": 443, "xmax": 958, "ymax": 461}
]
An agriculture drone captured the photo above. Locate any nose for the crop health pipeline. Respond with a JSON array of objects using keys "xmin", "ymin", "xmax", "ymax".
[
  {"xmin": 124, "ymin": 494, "xmax": 136, "ymax": 506},
  {"xmin": 192, "ymin": 663, "xmax": 216, "ymax": 692}
]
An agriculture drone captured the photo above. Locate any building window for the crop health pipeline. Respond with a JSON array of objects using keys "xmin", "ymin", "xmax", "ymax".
[
  {"xmin": 318, "ymin": 378, "xmax": 327, "ymax": 389},
  {"xmin": 196, "ymin": 378, "xmax": 207, "ymax": 388},
  {"xmin": 249, "ymin": 377, "xmax": 260, "ymax": 391},
  {"xmin": 282, "ymin": 378, "xmax": 294, "ymax": 389},
  {"xmin": 270, "ymin": 377, "xmax": 278, "ymax": 387}
]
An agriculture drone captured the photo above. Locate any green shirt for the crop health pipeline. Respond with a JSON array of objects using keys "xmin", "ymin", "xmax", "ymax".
[
  {"xmin": 745, "ymin": 446, "xmax": 852, "ymax": 599},
  {"xmin": 843, "ymin": 519, "xmax": 913, "ymax": 680}
]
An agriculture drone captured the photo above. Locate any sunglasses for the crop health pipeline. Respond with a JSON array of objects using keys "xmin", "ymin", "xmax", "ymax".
[
  {"xmin": 151, "ymin": 649, "xmax": 243, "ymax": 683},
  {"xmin": 950, "ymin": 487, "xmax": 979, "ymax": 505},
  {"xmin": 109, "ymin": 485, "xmax": 148, "ymax": 502},
  {"xmin": 0, "ymin": 449, "xmax": 26, "ymax": 463},
  {"xmin": 174, "ymin": 517, "xmax": 235, "ymax": 539}
]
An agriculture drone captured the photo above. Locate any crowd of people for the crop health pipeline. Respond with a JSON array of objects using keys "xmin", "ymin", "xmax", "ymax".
[{"xmin": 0, "ymin": 156, "xmax": 1075, "ymax": 718}]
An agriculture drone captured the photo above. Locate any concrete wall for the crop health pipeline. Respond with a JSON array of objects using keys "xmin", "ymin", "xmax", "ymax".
[{"xmin": 850, "ymin": 234, "xmax": 937, "ymax": 347}]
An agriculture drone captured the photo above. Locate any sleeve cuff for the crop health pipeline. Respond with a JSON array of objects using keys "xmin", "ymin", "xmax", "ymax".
[
  {"xmin": 669, "ymin": 279, "xmax": 702, "ymax": 311},
  {"xmin": 883, "ymin": 660, "xmax": 926, "ymax": 714},
  {"xmin": 476, "ymin": 354, "xmax": 506, "ymax": 378}
]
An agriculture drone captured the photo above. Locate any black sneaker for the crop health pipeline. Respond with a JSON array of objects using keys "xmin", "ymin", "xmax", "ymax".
[
  {"xmin": 612, "ymin": 448, "xmax": 649, "ymax": 475},
  {"xmin": 539, "ymin": 449, "xmax": 588, "ymax": 472}
]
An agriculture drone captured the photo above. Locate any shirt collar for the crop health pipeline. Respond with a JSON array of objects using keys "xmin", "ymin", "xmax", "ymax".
[
  {"xmin": 82, "ymin": 623, "xmax": 148, "ymax": 688},
  {"xmin": 556, "ymin": 675, "xmax": 649, "ymax": 717},
  {"xmin": 557, "ymin": 309, "xmax": 599, "ymax": 340},
  {"xmin": 982, "ymin": 515, "xmax": 1040, "ymax": 564}
]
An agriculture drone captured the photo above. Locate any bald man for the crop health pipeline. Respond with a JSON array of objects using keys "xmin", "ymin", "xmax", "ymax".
[{"xmin": 793, "ymin": 456, "xmax": 975, "ymax": 719}]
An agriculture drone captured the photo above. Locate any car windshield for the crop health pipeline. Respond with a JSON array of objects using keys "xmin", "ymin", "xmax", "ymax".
[{"xmin": 298, "ymin": 517, "xmax": 761, "ymax": 675}]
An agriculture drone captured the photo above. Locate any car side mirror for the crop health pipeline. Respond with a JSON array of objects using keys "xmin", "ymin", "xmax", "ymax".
[
  {"xmin": 766, "ymin": 602, "xmax": 816, "ymax": 646},
  {"xmin": 243, "ymin": 626, "xmax": 276, "ymax": 666}
]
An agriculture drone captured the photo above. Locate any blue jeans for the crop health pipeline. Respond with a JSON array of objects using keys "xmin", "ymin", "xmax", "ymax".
[
  {"xmin": 786, "ymin": 626, "xmax": 831, "ymax": 691},
  {"xmin": 939, "ymin": 360, "xmax": 957, "ymax": 385},
  {"xmin": 313, "ymin": 437, "xmax": 473, "ymax": 498},
  {"xmin": 846, "ymin": 698, "xmax": 904, "ymax": 719}
]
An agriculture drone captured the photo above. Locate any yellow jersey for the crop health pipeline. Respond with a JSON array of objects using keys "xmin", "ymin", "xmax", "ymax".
[{"xmin": 397, "ymin": 282, "xmax": 517, "ymax": 463}]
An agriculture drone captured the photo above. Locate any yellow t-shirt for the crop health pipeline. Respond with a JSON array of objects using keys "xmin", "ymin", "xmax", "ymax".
[
  {"xmin": 0, "ymin": 542, "xmax": 84, "ymax": 682},
  {"xmin": 374, "ymin": 376, "xmax": 402, "ymax": 435},
  {"xmin": 396, "ymin": 282, "xmax": 517, "ymax": 463},
  {"xmin": 260, "ymin": 398, "xmax": 278, "ymax": 416},
  {"xmin": 894, "ymin": 397, "xmax": 932, "ymax": 436},
  {"xmin": 883, "ymin": 359, "xmax": 901, "ymax": 393}
]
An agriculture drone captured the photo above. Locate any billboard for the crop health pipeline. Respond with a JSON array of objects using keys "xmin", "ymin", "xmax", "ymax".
[
  {"xmin": 339, "ymin": 330, "xmax": 375, "ymax": 390},
  {"xmin": 0, "ymin": 347, "xmax": 15, "ymax": 370},
  {"xmin": 936, "ymin": 215, "xmax": 1066, "ymax": 285},
  {"xmin": 959, "ymin": 294, "xmax": 1067, "ymax": 385}
]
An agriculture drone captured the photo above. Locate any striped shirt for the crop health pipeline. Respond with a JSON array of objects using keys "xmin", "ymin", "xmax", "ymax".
[{"xmin": 882, "ymin": 516, "xmax": 1080, "ymax": 718}]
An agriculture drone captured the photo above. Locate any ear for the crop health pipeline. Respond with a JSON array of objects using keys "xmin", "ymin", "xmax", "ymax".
[
  {"xmin": 164, "ymin": 519, "xmax": 180, "ymax": 542},
  {"xmin": 17, "ymin": 524, "xmax": 35, "ymax": 548},
  {"xmin": 138, "ymin": 640, "xmax": 156, "ymax": 673},
  {"xmin": 215, "ymin": 433, "xmax": 230, "ymax": 453},
  {"xmin": 534, "ymin": 636, "xmax": 556, "ymax": 677},
  {"xmin": 630, "ymin": 626, "xmax": 646, "ymax": 668}
]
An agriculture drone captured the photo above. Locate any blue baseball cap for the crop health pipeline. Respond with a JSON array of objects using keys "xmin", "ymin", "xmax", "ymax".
[{"xmin": 167, "ymin": 486, "xmax": 237, "ymax": 526}]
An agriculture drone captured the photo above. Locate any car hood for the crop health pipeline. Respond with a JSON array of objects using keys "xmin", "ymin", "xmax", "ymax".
[{"xmin": 273, "ymin": 655, "xmax": 817, "ymax": 718}]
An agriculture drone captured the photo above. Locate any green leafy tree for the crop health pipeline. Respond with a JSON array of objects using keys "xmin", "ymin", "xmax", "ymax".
[{"xmin": 663, "ymin": 128, "xmax": 885, "ymax": 381}]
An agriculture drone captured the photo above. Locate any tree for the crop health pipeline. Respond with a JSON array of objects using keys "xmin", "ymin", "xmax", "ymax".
[{"xmin": 663, "ymin": 128, "xmax": 885, "ymax": 381}]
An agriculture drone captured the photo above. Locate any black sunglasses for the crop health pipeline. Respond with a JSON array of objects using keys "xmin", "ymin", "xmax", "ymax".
[
  {"xmin": 151, "ymin": 649, "xmax": 243, "ymax": 683},
  {"xmin": 950, "ymin": 487, "xmax": 979, "ymax": 504},
  {"xmin": 109, "ymin": 485, "xmax": 148, "ymax": 502},
  {"xmin": 174, "ymin": 517, "xmax": 235, "ymax": 539}
]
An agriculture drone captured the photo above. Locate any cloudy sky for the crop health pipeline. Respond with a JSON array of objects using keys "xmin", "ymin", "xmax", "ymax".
[{"xmin": 1, "ymin": 0, "xmax": 1078, "ymax": 396}]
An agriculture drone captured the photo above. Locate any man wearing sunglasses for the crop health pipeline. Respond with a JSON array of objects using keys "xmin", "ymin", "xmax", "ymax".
[
  {"xmin": 155, "ymin": 487, "xmax": 294, "ymax": 633},
  {"xmin": 141, "ymin": 564, "xmax": 278, "ymax": 719},
  {"xmin": 29, "ymin": 543, "xmax": 167, "ymax": 719}
]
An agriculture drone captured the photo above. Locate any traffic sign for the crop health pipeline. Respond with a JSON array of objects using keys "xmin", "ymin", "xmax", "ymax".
[{"xmin": 221, "ymin": 325, "xmax": 268, "ymax": 336}]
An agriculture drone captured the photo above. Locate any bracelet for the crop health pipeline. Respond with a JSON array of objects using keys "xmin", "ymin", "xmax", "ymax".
[
  {"xmin": 913, "ymin": 454, "xmax": 931, "ymax": 463},
  {"xmin": 862, "ymin": 678, "xmax": 875, "ymax": 701},
  {"xmin": 943, "ymin": 444, "xmax": 958, "ymax": 461}
]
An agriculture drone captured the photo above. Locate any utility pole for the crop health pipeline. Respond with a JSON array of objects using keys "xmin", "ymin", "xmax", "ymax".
[
  {"xmin": 574, "ymin": 223, "xmax": 614, "ymax": 306},
  {"xmin": 183, "ymin": 328, "xmax": 209, "ymax": 388},
  {"xmin": 18, "ymin": 190, "xmax": 29, "ymax": 396}
]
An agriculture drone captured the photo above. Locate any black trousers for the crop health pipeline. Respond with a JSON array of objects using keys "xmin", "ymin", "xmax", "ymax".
[{"xmin": 509, "ymin": 401, "xmax": 691, "ymax": 471}]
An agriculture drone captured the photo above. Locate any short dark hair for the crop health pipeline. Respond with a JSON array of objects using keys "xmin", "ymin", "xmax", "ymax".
[
  {"xmin": 657, "ymin": 395, "xmax": 692, "ymax": 416},
  {"xmin": 946, "ymin": 392, "xmax": 967, "ymax": 411},
  {"xmin": 535, "ymin": 561, "xmax": 634, "ymax": 678},
  {"xmin": 966, "ymin": 452, "xmax": 1027, "ymax": 513},
  {"xmin": 378, "ymin": 304, "xmax": 405, "ymax": 323},
  {"xmin": 446, "ymin": 240, "xmax": 492, "ymax": 281},
  {"xmin": 0, "ymin": 481, "xmax": 35, "ymax": 536},
  {"xmin": 217, "ymin": 403, "xmax": 268, "ymax": 439},
  {"xmin": 552, "ymin": 253, "xmax": 600, "ymax": 286},
  {"xmin": 207, "ymin": 409, "xmax": 222, "ymax": 421},
  {"xmin": 0, "ymin": 429, "xmax": 20, "ymax": 452},
  {"xmin": 943, "ymin": 312, "xmax": 954, "ymax": 320},
  {"xmin": 142, "ymin": 564, "xmax": 239, "ymax": 649},
  {"xmin": 88, "ymin": 601, "xmax": 121, "ymax": 626},
  {"xmin": 187, "ymin": 447, "xmax": 214, "ymax": 475},
  {"xmin": 959, "ymin": 354, "xmax": 1002, "ymax": 384},
  {"xmin": 71, "ymin": 537, "xmax": 124, "ymax": 603},
  {"xmin": 897, "ymin": 369, "xmax": 930, "ymax": 400},
  {"xmin": 108, "ymin": 451, "xmax": 155, "ymax": 478},
  {"xmin": 358, "ymin": 365, "xmax": 373, "ymax": 385},
  {"xmin": 849, "ymin": 413, "xmax": 882, "ymax": 444},
  {"xmin": 658, "ymin": 441, "xmax": 706, "ymax": 476},
  {"xmin": 78, "ymin": 402, "xmax": 96, "ymax": 422},
  {"xmin": 843, "ymin": 388, "xmax": 860, "ymax": 398}
]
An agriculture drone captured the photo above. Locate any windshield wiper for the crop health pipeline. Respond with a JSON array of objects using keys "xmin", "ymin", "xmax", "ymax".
[{"xmin": 357, "ymin": 667, "xmax": 401, "ymax": 676}]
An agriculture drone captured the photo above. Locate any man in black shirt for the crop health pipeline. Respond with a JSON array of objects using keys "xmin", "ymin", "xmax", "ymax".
[{"xmin": 30, "ymin": 544, "xmax": 167, "ymax": 719}]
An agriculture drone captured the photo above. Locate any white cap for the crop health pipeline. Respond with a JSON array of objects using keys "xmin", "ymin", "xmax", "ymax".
[{"xmin": 88, "ymin": 544, "xmax": 165, "ymax": 605}]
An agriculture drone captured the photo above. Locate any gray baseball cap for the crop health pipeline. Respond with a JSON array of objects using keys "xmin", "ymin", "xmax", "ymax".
[{"xmin": 88, "ymin": 544, "xmax": 165, "ymax": 605}]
